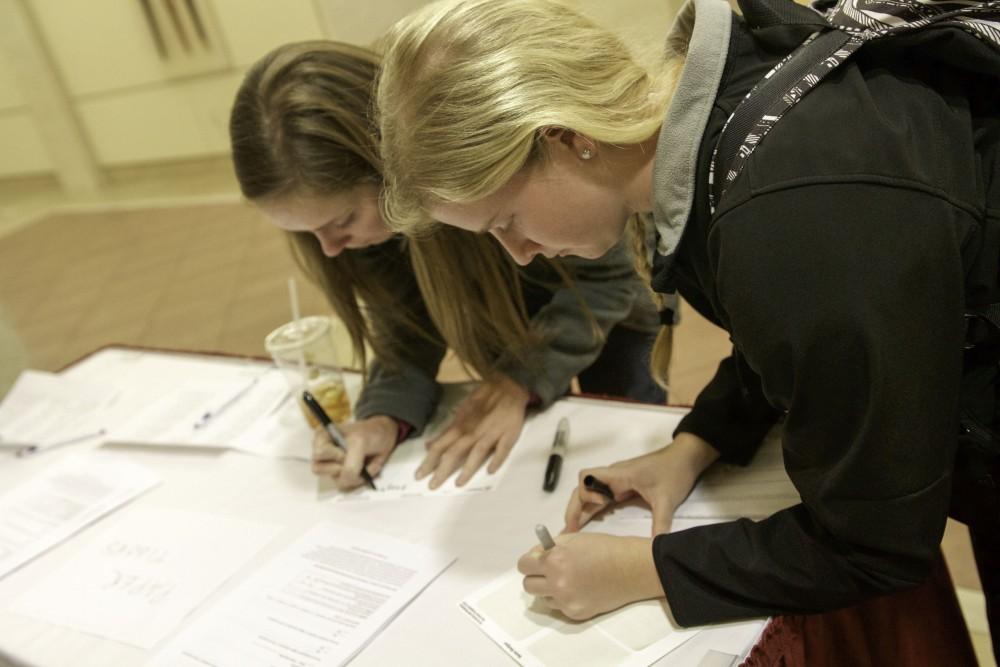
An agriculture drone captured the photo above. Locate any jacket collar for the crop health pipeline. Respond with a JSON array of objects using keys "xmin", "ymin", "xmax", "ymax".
[{"xmin": 650, "ymin": 0, "xmax": 732, "ymax": 258}]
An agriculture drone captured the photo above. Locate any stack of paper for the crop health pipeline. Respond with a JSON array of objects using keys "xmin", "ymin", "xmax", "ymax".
[
  {"xmin": 0, "ymin": 351, "xmax": 345, "ymax": 460},
  {"xmin": 459, "ymin": 518, "xmax": 766, "ymax": 667},
  {"xmin": 152, "ymin": 521, "xmax": 454, "ymax": 666},
  {"xmin": 0, "ymin": 451, "xmax": 160, "ymax": 578},
  {"xmin": 11, "ymin": 507, "xmax": 279, "ymax": 648},
  {"xmin": 0, "ymin": 370, "xmax": 117, "ymax": 451}
]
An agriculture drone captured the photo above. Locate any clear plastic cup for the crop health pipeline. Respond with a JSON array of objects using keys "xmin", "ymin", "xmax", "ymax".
[{"xmin": 264, "ymin": 316, "xmax": 352, "ymax": 427}]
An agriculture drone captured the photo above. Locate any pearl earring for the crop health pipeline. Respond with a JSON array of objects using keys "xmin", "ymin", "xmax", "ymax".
[{"xmin": 581, "ymin": 148, "xmax": 593, "ymax": 160}]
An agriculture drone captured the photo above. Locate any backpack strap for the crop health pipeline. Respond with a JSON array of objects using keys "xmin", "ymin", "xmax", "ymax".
[
  {"xmin": 820, "ymin": 0, "xmax": 1000, "ymax": 45},
  {"xmin": 708, "ymin": 27, "xmax": 860, "ymax": 212},
  {"xmin": 710, "ymin": 0, "xmax": 1000, "ymax": 213},
  {"xmin": 711, "ymin": 0, "xmax": 1000, "ymax": 356}
]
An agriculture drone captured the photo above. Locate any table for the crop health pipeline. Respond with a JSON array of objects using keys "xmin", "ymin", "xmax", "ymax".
[{"xmin": 0, "ymin": 346, "xmax": 978, "ymax": 666}]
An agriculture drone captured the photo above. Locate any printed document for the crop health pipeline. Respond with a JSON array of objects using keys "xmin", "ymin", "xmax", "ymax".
[
  {"xmin": 11, "ymin": 507, "xmax": 279, "ymax": 648},
  {"xmin": 0, "ymin": 452, "xmax": 159, "ymax": 578},
  {"xmin": 318, "ymin": 383, "xmax": 509, "ymax": 501},
  {"xmin": 460, "ymin": 572, "xmax": 699, "ymax": 667},
  {"xmin": 0, "ymin": 370, "xmax": 115, "ymax": 449},
  {"xmin": 152, "ymin": 521, "xmax": 454, "ymax": 666},
  {"xmin": 458, "ymin": 515, "xmax": 767, "ymax": 666}
]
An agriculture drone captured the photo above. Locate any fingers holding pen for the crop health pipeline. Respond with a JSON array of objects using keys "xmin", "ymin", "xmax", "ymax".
[
  {"xmin": 312, "ymin": 427, "xmax": 345, "ymax": 469},
  {"xmin": 310, "ymin": 417, "xmax": 396, "ymax": 490},
  {"xmin": 563, "ymin": 467, "xmax": 624, "ymax": 532}
]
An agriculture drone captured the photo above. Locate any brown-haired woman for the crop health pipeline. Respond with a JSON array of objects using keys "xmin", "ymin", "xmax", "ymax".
[{"xmin": 229, "ymin": 40, "xmax": 669, "ymax": 491}]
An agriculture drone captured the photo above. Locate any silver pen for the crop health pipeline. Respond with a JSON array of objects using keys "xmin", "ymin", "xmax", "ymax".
[
  {"xmin": 193, "ymin": 376, "xmax": 260, "ymax": 429},
  {"xmin": 16, "ymin": 429, "xmax": 107, "ymax": 458},
  {"xmin": 535, "ymin": 524, "xmax": 556, "ymax": 551}
]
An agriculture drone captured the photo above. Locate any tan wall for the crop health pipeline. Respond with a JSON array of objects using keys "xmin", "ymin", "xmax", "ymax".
[{"xmin": 1, "ymin": 0, "xmax": 686, "ymax": 188}]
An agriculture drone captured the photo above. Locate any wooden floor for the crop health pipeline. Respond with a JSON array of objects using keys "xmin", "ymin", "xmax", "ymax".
[{"xmin": 0, "ymin": 194, "xmax": 993, "ymax": 665}]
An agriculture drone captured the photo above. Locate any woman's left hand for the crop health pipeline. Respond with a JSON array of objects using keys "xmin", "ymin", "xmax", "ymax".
[
  {"xmin": 516, "ymin": 533, "xmax": 665, "ymax": 621},
  {"xmin": 417, "ymin": 374, "xmax": 529, "ymax": 488}
]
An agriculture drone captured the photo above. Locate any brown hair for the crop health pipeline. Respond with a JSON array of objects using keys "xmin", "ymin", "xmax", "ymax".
[
  {"xmin": 376, "ymin": 0, "xmax": 678, "ymax": 387},
  {"xmin": 230, "ymin": 40, "xmax": 582, "ymax": 376}
]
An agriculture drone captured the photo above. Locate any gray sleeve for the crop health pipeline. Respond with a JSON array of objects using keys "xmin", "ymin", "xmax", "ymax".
[
  {"xmin": 354, "ymin": 357, "xmax": 442, "ymax": 435},
  {"xmin": 501, "ymin": 240, "xmax": 651, "ymax": 406},
  {"xmin": 350, "ymin": 243, "xmax": 446, "ymax": 436}
]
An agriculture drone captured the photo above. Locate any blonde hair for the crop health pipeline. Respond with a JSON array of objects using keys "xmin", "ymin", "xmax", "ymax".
[
  {"xmin": 377, "ymin": 0, "xmax": 681, "ymax": 388},
  {"xmin": 230, "ymin": 40, "xmax": 591, "ymax": 378},
  {"xmin": 378, "ymin": 0, "xmax": 674, "ymax": 233}
]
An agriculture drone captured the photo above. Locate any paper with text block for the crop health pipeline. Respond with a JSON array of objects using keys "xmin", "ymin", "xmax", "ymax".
[
  {"xmin": 318, "ymin": 383, "xmax": 515, "ymax": 501},
  {"xmin": 0, "ymin": 370, "xmax": 116, "ymax": 449},
  {"xmin": 11, "ymin": 507, "xmax": 279, "ymax": 648},
  {"xmin": 152, "ymin": 521, "xmax": 454, "ymax": 667},
  {"xmin": 460, "ymin": 515, "xmax": 766, "ymax": 667},
  {"xmin": 0, "ymin": 452, "xmax": 159, "ymax": 579}
]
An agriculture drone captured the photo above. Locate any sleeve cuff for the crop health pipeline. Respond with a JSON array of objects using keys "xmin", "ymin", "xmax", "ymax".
[{"xmin": 396, "ymin": 419, "xmax": 414, "ymax": 444}]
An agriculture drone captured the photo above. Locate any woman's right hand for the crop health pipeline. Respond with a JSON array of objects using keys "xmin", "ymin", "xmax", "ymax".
[
  {"xmin": 563, "ymin": 432, "xmax": 720, "ymax": 536},
  {"xmin": 311, "ymin": 415, "xmax": 398, "ymax": 490}
]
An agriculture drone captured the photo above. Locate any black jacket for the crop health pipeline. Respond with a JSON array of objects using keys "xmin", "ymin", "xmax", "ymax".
[{"xmin": 650, "ymin": 0, "xmax": 1000, "ymax": 625}]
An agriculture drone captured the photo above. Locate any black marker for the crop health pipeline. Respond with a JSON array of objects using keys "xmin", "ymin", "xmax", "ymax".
[
  {"xmin": 302, "ymin": 390, "xmax": 376, "ymax": 490},
  {"xmin": 543, "ymin": 418, "xmax": 569, "ymax": 492},
  {"xmin": 583, "ymin": 474, "xmax": 615, "ymax": 502}
]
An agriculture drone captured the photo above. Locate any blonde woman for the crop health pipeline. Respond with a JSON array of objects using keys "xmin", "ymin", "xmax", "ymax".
[
  {"xmin": 375, "ymin": 0, "xmax": 1000, "ymax": 654},
  {"xmin": 229, "ymin": 41, "xmax": 667, "ymax": 492}
]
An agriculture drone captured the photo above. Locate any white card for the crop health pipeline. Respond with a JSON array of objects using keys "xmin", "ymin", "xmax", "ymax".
[{"xmin": 11, "ymin": 507, "xmax": 280, "ymax": 649}]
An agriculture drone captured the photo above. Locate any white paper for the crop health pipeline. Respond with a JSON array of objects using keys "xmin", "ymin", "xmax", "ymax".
[
  {"xmin": 152, "ymin": 521, "xmax": 454, "ymax": 667},
  {"xmin": 460, "ymin": 573, "xmax": 698, "ymax": 667},
  {"xmin": 66, "ymin": 348, "xmax": 362, "ymax": 460},
  {"xmin": 230, "ymin": 389, "xmax": 314, "ymax": 461},
  {"xmin": 460, "ymin": 509, "xmax": 767, "ymax": 666},
  {"xmin": 0, "ymin": 370, "xmax": 116, "ymax": 449},
  {"xmin": 320, "ymin": 383, "xmax": 511, "ymax": 501},
  {"xmin": 0, "ymin": 452, "xmax": 159, "ymax": 578},
  {"xmin": 11, "ymin": 507, "xmax": 279, "ymax": 648},
  {"xmin": 109, "ymin": 369, "xmax": 288, "ymax": 449},
  {"xmin": 602, "ymin": 434, "xmax": 799, "ymax": 525}
]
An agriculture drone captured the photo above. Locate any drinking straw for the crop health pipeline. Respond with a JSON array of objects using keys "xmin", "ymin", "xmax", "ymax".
[
  {"xmin": 287, "ymin": 277, "xmax": 302, "ymax": 329},
  {"xmin": 287, "ymin": 277, "xmax": 307, "ymax": 381}
]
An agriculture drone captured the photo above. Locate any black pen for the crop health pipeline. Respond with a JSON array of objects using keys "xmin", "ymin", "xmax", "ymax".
[
  {"xmin": 583, "ymin": 474, "xmax": 615, "ymax": 502},
  {"xmin": 302, "ymin": 390, "xmax": 376, "ymax": 490},
  {"xmin": 543, "ymin": 417, "xmax": 569, "ymax": 492}
]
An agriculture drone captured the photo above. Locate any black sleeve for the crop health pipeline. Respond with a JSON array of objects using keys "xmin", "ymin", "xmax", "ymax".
[
  {"xmin": 675, "ymin": 351, "xmax": 782, "ymax": 465},
  {"xmin": 655, "ymin": 184, "xmax": 973, "ymax": 625}
]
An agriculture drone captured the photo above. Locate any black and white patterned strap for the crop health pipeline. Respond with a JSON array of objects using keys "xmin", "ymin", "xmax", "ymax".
[
  {"xmin": 821, "ymin": 0, "xmax": 1000, "ymax": 44},
  {"xmin": 708, "ymin": 28, "xmax": 861, "ymax": 213},
  {"xmin": 709, "ymin": 0, "xmax": 1000, "ymax": 214}
]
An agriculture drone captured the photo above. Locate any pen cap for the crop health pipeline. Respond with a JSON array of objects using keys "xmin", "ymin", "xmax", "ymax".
[{"xmin": 552, "ymin": 417, "xmax": 569, "ymax": 455}]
